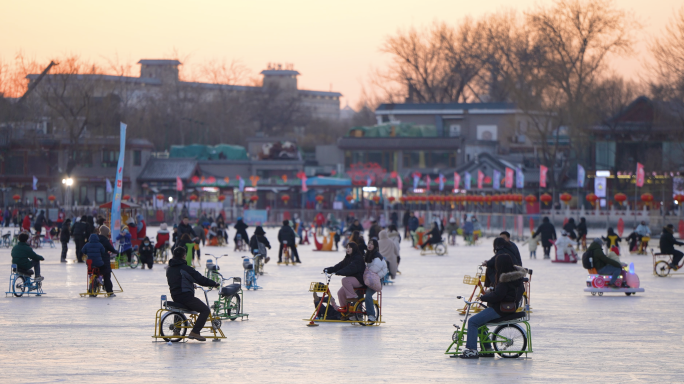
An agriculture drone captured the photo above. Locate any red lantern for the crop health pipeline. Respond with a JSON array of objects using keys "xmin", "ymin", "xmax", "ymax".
[
  {"xmin": 281, "ymin": 194, "xmax": 290, "ymax": 203},
  {"xmin": 640, "ymin": 193, "xmax": 653, "ymax": 204},
  {"xmin": 586, "ymin": 193, "xmax": 598, "ymax": 207},
  {"xmin": 525, "ymin": 194, "xmax": 537, "ymax": 206},
  {"xmin": 388, "ymin": 196, "xmax": 396, "ymax": 204},
  {"xmin": 540, "ymin": 193, "xmax": 552, "ymax": 205},
  {"xmin": 345, "ymin": 195, "xmax": 353, "ymax": 203},
  {"xmin": 373, "ymin": 196, "xmax": 381, "ymax": 204},
  {"xmin": 485, "ymin": 195, "xmax": 492, "ymax": 204},
  {"xmin": 250, "ymin": 195, "xmax": 258, "ymax": 202},
  {"xmin": 614, "ymin": 193, "xmax": 627, "ymax": 206},
  {"xmin": 123, "ymin": 194, "xmax": 131, "ymax": 201},
  {"xmin": 47, "ymin": 195, "xmax": 56, "ymax": 202},
  {"xmin": 315, "ymin": 195, "xmax": 324, "ymax": 203},
  {"xmin": 156, "ymin": 194, "xmax": 165, "ymax": 200},
  {"xmin": 12, "ymin": 194, "xmax": 20, "ymax": 202},
  {"xmin": 188, "ymin": 195, "xmax": 198, "ymax": 201},
  {"xmin": 218, "ymin": 195, "xmax": 226, "ymax": 202},
  {"xmin": 674, "ymin": 194, "xmax": 684, "ymax": 205},
  {"xmin": 560, "ymin": 193, "xmax": 572, "ymax": 204}
]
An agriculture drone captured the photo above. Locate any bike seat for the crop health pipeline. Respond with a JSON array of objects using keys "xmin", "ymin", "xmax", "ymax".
[
  {"xmin": 243, "ymin": 263, "xmax": 253, "ymax": 270},
  {"xmin": 14, "ymin": 268, "xmax": 33, "ymax": 277},
  {"xmin": 2, "ymin": 233, "xmax": 10, "ymax": 239},
  {"xmin": 487, "ymin": 312, "xmax": 526, "ymax": 324},
  {"xmin": 165, "ymin": 301, "xmax": 194, "ymax": 312},
  {"xmin": 220, "ymin": 284, "xmax": 241, "ymax": 297},
  {"xmin": 207, "ymin": 265, "xmax": 219, "ymax": 271},
  {"xmin": 522, "ymin": 277, "xmax": 529, "ymax": 283},
  {"xmin": 654, "ymin": 253, "xmax": 669, "ymax": 256}
]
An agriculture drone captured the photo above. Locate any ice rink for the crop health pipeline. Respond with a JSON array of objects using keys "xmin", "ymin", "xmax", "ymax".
[{"xmin": 1, "ymin": 226, "xmax": 682, "ymax": 383}]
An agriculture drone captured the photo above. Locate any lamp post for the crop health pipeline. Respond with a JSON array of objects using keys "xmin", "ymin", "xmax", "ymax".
[{"xmin": 62, "ymin": 177, "xmax": 73, "ymax": 215}]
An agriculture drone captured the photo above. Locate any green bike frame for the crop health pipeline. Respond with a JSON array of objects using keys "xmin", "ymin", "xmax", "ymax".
[{"xmin": 445, "ymin": 320, "xmax": 533, "ymax": 357}]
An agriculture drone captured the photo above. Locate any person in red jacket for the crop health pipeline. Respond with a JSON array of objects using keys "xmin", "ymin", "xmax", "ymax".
[
  {"xmin": 315, "ymin": 212, "xmax": 325, "ymax": 236},
  {"xmin": 22, "ymin": 214, "xmax": 32, "ymax": 232}
]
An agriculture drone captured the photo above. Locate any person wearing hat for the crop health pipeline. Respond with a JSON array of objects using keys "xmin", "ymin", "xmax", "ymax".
[
  {"xmin": 71, "ymin": 216, "xmax": 89, "ymax": 262},
  {"xmin": 116, "ymin": 226, "xmax": 133, "ymax": 264},
  {"xmin": 587, "ymin": 238, "xmax": 622, "ymax": 286},
  {"xmin": 660, "ymin": 224, "xmax": 684, "ymax": 269},
  {"xmin": 554, "ymin": 230, "xmax": 576, "ymax": 262},
  {"xmin": 166, "ymin": 246, "xmax": 220, "ymax": 341},
  {"xmin": 249, "ymin": 226, "xmax": 271, "ymax": 263}
]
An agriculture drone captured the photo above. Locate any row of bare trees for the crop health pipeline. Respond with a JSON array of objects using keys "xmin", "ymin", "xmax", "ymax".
[{"xmin": 373, "ymin": 0, "xmax": 684, "ymax": 184}]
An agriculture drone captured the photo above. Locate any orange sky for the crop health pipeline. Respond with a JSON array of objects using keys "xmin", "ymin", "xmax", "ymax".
[{"xmin": 1, "ymin": 0, "xmax": 680, "ymax": 107}]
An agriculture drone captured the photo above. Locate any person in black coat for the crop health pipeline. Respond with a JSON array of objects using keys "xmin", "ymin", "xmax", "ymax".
[
  {"xmin": 178, "ymin": 217, "xmax": 197, "ymax": 239},
  {"xmin": 233, "ymin": 218, "xmax": 249, "ymax": 250},
  {"xmin": 349, "ymin": 230, "xmax": 368, "ymax": 254},
  {"xmin": 498, "ymin": 231, "xmax": 522, "ymax": 266},
  {"xmin": 347, "ymin": 219, "xmax": 364, "ymax": 234},
  {"xmin": 420, "ymin": 222, "xmax": 443, "ymax": 249},
  {"xmin": 576, "ymin": 217, "xmax": 588, "ymax": 250},
  {"xmin": 166, "ymin": 247, "xmax": 220, "ymax": 341},
  {"xmin": 563, "ymin": 218, "xmax": 577, "ymax": 240},
  {"xmin": 460, "ymin": 253, "xmax": 526, "ymax": 359},
  {"xmin": 484, "ymin": 237, "xmax": 522, "ymax": 287},
  {"xmin": 139, "ymin": 236, "xmax": 154, "ymax": 269},
  {"xmin": 71, "ymin": 216, "xmax": 88, "ymax": 263},
  {"xmin": 277, "ymin": 220, "xmax": 300, "ymax": 263},
  {"xmin": 249, "ymin": 226, "xmax": 272, "ymax": 263},
  {"xmin": 660, "ymin": 224, "xmax": 684, "ymax": 268},
  {"xmin": 402, "ymin": 210, "xmax": 411, "ymax": 238},
  {"xmin": 532, "ymin": 217, "xmax": 557, "ymax": 259},
  {"xmin": 325, "ymin": 242, "xmax": 366, "ymax": 311},
  {"xmin": 34, "ymin": 210, "xmax": 46, "ymax": 235},
  {"xmin": 390, "ymin": 211, "xmax": 399, "ymax": 227},
  {"xmin": 60, "ymin": 218, "xmax": 71, "ymax": 263}
]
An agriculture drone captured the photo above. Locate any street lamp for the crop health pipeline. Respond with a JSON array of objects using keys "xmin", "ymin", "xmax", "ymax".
[{"xmin": 62, "ymin": 177, "xmax": 74, "ymax": 214}]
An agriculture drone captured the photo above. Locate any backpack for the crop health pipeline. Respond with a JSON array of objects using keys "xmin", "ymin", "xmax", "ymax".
[{"xmin": 581, "ymin": 250, "xmax": 593, "ymax": 269}]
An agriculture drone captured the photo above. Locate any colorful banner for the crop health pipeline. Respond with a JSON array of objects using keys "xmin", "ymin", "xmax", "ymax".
[
  {"xmin": 595, "ymin": 177, "xmax": 607, "ymax": 198},
  {"xmin": 426, "ymin": 175, "xmax": 431, "ymax": 190},
  {"xmin": 464, "ymin": 172, "xmax": 471, "ymax": 190},
  {"xmin": 454, "ymin": 172, "xmax": 461, "ymax": 190},
  {"xmin": 106, "ymin": 178, "xmax": 113, "ymax": 194},
  {"xmin": 636, "ymin": 162, "xmax": 645, "ymax": 187},
  {"xmin": 438, "ymin": 173, "xmax": 445, "ymax": 191},
  {"xmin": 176, "ymin": 176, "xmax": 183, "ymax": 191},
  {"xmin": 238, "ymin": 176, "xmax": 245, "ymax": 192},
  {"xmin": 493, "ymin": 170, "xmax": 501, "ymax": 190},
  {"xmin": 540, "ymin": 165, "xmax": 548, "ymax": 188},
  {"xmin": 111, "ymin": 123, "xmax": 127, "ymax": 243},
  {"xmin": 413, "ymin": 174, "xmax": 420, "ymax": 190},
  {"xmin": 477, "ymin": 170, "xmax": 484, "ymax": 189},
  {"xmin": 577, "ymin": 164, "xmax": 585, "ymax": 188},
  {"xmin": 32, "ymin": 176, "xmax": 38, "ymax": 191},
  {"xmin": 516, "ymin": 167, "xmax": 524, "ymax": 189},
  {"xmin": 505, "ymin": 167, "xmax": 514, "ymax": 189}
]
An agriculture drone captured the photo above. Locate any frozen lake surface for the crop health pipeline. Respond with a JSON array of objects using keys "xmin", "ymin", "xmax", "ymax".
[{"xmin": 1, "ymin": 226, "xmax": 682, "ymax": 383}]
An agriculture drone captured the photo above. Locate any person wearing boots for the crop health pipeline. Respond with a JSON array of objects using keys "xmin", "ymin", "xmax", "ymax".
[
  {"xmin": 277, "ymin": 220, "xmax": 301, "ymax": 263},
  {"xmin": 166, "ymin": 246, "xmax": 220, "ymax": 341},
  {"xmin": 12, "ymin": 233, "xmax": 45, "ymax": 281}
]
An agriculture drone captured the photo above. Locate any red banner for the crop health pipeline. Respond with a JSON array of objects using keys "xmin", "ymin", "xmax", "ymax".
[
  {"xmin": 477, "ymin": 170, "xmax": 484, "ymax": 189},
  {"xmin": 454, "ymin": 172, "xmax": 461, "ymax": 190},
  {"xmin": 540, "ymin": 165, "xmax": 548, "ymax": 188},
  {"xmin": 636, "ymin": 162, "xmax": 644, "ymax": 187},
  {"xmin": 505, "ymin": 167, "xmax": 514, "ymax": 189}
]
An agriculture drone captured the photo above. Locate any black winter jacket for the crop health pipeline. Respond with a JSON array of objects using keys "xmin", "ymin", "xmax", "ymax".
[
  {"xmin": 660, "ymin": 227, "xmax": 684, "ymax": 254},
  {"xmin": 326, "ymin": 251, "xmax": 365, "ymax": 286},
  {"xmin": 71, "ymin": 222, "xmax": 87, "ymax": 238},
  {"xmin": 347, "ymin": 223, "xmax": 364, "ymax": 233},
  {"xmin": 249, "ymin": 234, "xmax": 271, "ymax": 252},
  {"xmin": 234, "ymin": 220, "xmax": 249, "ymax": 242},
  {"xmin": 588, "ymin": 241, "xmax": 621, "ymax": 270},
  {"xmin": 178, "ymin": 223, "xmax": 196, "ymax": 238},
  {"xmin": 480, "ymin": 266, "xmax": 527, "ymax": 316},
  {"xmin": 278, "ymin": 226, "xmax": 296, "ymax": 244},
  {"xmin": 166, "ymin": 258, "xmax": 218, "ymax": 298},
  {"xmin": 533, "ymin": 221, "xmax": 557, "ymax": 246},
  {"xmin": 577, "ymin": 220, "xmax": 587, "ymax": 237},
  {"xmin": 60, "ymin": 225, "xmax": 71, "ymax": 243},
  {"xmin": 98, "ymin": 234, "xmax": 118, "ymax": 254}
]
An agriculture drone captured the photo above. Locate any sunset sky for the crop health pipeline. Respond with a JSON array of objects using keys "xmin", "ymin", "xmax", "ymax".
[{"xmin": 1, "ymin": 0, "xmax": 680, "ymax": 107}]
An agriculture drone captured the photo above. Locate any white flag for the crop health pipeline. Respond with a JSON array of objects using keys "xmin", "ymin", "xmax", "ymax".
[
  {"xmin": 32, "ymin": 176, "xmax": 38, "ymax": 191},
  {"xmin": 106, "ymin": 178, "xmax": 113, "ymax": 193}
]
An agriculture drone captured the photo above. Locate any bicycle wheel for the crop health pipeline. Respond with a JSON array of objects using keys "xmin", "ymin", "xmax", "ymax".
[
  {"xmin": 492, "ymin": 324, "xmax": 527, "ymax": 358},
  {"xmin": 160, "ymin": 312, "xmax": 189, "ymax": 342},
  {"xmin": 654, "ymin": 260, "xmax": 671, "ymax": 277},
  {"xmin": 227, "ymin": 294, "xmax": 241, "ymax": 321},
  {"xmin": 435, "ymin": 243, "xmax": 447, "ymax": 256},
  {"xmin": 89, "ymin": 276, "xmax": 101, "ymax": 297},
  {"xmin": 130, "ymin": 253, "xmax": 140, "ymax": 269},
  {"xmin": 12, "ymin": 276, "xmax": 26, "ymax": 297},
  {"xmin": 518, "ymin": 295, "xmax": 528, "ymax": 312}
]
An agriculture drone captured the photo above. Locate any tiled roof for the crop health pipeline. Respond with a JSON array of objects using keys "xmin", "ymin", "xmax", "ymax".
[
  {"xmin": 138, "ymin": 158, "xmax": 198, "ymax": 181},
  {"xmin": 137, "ymin": 59, "xmax": 181, "ymax": 66}
]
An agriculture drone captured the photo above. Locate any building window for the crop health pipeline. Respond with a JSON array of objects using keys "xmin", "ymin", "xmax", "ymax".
[
  {"xmin": 133, "ymin": 150, "xmax": 142, "ymax": 166},
  {"xmin": 6, "ymin": 155, "xmax": 24, "ymax": 175},
  {"xmin": 76, "ymin": 186, "xmax": 88, "ymax": 204},
  {"xmin": 102, "ymin": 150, "xmax": 119, "ymax": 167},
  {"xmin": 449, "ymin": 125, "xmax": 461, "ymax": 137},
  {"xmin": 72, "ymin": 150, "xmax": 92, "ymax": 167},
  {"xmin": 95, "ymin": 186, "xmax": 105, "ymax": 203}
]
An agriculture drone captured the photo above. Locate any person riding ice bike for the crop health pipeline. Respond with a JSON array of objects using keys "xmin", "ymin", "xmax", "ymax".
[
  {"xmin": 166, "ymin": 246, "xmax": 220, "ymax": 341},
  {"xmin": 420, "ymin": 221, "xmax": 443, "ymax": 250},
  {"xmin": 323, "ymin": 242, "xmax": 365, "ymax": 316}
]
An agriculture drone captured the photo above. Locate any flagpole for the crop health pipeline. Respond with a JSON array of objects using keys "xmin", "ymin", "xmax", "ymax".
[{"xmin": 634, "ymin": 172, "xmax": 638, "ymax": 227}]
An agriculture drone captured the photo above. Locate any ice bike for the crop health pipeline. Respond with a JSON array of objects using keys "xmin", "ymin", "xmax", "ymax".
[
  {"xmin": 445, "ymin": 296, "xmax": 532, "ymax": 358},
  {"xmin": 420, "ymin": 240, "xmax": 447, "ymax": 256},
  {"xmin": 5, "ymin": 264, "xmax": 45, "ymax": 297},
  {"xmin": 153, "ymin": 285, "xmax": 226, "ymax": 342},
  {"xmin": 305, "ymin": 272, "xmax": 382, "ymax": 327},
  {"xmin": 241, "ymin": 254, "xmax": 262, "ymax": 290},
  {"xmin": 79, "ymin": 258, "xmax": 123, "ymax": 297},
  {"xmin": 653, "ymin": 248, "xmax": 684, "ymax": 277},
  {"xmin": 211, "ymin": 272, "xmax": 248, "ymax": 321},
  {"xmin": 278, "ymin": 240, "xmax": 295, "ymax": 265},
  {"xmin": 116, "ymin": 244, "xmax": 140, "ymax": 269}
]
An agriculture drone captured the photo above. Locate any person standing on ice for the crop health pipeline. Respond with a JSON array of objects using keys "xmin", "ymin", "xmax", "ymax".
[
  {"xmin": 166, "ymin": 246, "xmax": 220, "ymax": 341},
  {"xmin": 532, "ymin": 217, "xmax": 556, "ymax": 259}
]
